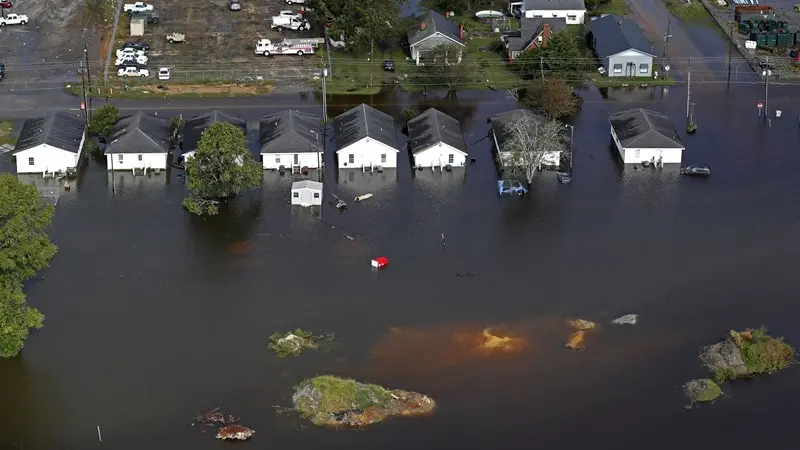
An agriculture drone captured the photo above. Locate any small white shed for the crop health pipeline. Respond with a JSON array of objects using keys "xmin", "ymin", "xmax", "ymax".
[{"xmin": 291, "ymin": 180, "xmax": 323, "ymax": 207}]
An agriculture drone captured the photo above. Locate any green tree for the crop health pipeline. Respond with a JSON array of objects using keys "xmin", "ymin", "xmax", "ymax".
[
  {"xmin": 519, "ymin": 78, "xmax": 581, "ymax": 120},
  {"xmin": 182, "ymin": 122, "xmax": 262, "ymax": 216},
  {"xmin": 308, "ymin": 0, "xmax": 405, "ymax": 53},
  {"xmin": 88, "ymin": 104, "xmax": 120, "ymax": 138},
  {"xmin": 515, "ymin": 30, "xmax": 590, "ymax": 79},
  {"xmin": 0, "ymin": 174, "xmax": 57, "ymax": 358}
]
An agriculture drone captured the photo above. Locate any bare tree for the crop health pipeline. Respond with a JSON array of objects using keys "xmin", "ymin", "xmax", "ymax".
[
  {"xmin": 416, "ymin": 44, "xmax": 471, "ymax": 92},
  {"xmin": 501, "ymin": 111, "xmax": 569, "ymax": 185}
]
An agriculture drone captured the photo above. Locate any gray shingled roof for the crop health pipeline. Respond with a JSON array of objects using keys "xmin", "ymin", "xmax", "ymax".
[
  {"xmin": 609, "ymin": 108, "xmax": 683, "ymax": 149},
  {"xmin": 14, "ymin": 111, "xmax": 85, "ymax": 154},
  {"xmin": 407, "ymin": 108, "xmax": 467, "ymax": 155},
  {"xmin": 589, "ymin": 15, "xmax": 654, "ymax": 59},
  {"xmin": 506, "ymin": 18, "xmax": 568, "ymax": 52},
  {"xmin": 259, "ymin": 110, "xmax": 321, "ymax": 154},
  {"xmin": 408, "ymin": 10, "xmax": 465, "ymax": 47},
  {"xmin": 291, "ymin": 180, "xmax": 322, "ymax": 190},
  {"xmin": 333, "ymin": 104, "xmax": 398, "ymax": 151},
  {"xmin": 105, "ymin": 112, "xmax": 170, "ymax": 154},
  {"xmin": 523, "ymin": 0, "xmax": 585, "ymax": 11},
  {"xmin": 489, "ymin": 109, "xmax": 549, "ymax": 151},
  {"xmin": 182, "ymin": 110, "xmax": 247, "ymax": 155}
]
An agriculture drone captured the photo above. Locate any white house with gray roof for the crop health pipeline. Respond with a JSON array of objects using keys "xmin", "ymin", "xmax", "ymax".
[
  {"xmin": 105, "ymin": 111, "xmax": 171, "ymax": 171},
  {"xmin": 333, "ymin": 104, "xmax": 399, "ymax": 169},
  {"xmin": 518, "ymin": 0, "xmax": 586, "ymax": 24},
  {"xmin": 609, "ymin": 108, "xmax": 684, "ymax": 165},
  {"xmin": 259, "ymin": 110, "xmax": 323, "ymax": 170},
  {"xmin": 407, "ymin": 108, "xmax": 467, "ymax": 169},
  {"xmin": 408, "ymin": 10, "xmax": 465, "ymax": 66},
  {"xmin": 590, "ymin": 15, "xmax": 655, "ymax": 77},
  {"xmin": 13, "ymin": 111, "xmax": 86, "ymax": 175}
]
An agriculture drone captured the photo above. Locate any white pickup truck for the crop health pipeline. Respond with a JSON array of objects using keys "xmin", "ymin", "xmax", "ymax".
[
  {"xmin": 0, "ymin": 13, "xmax": 29, "ymax": 26},
  {"xmin": 116, "ymin": 48, "xmax": 147, "ymax": 58},
  {"xmin": 118, "ymin": 66, "xmax": 150, "ymax": 77},
  {"xmin": 254, "ymin": 39, "xmax": 313, "ymax": 56},
  {"xmin": 115, "ymin": 54, "xmax": 148, "ymax": 66},
  {"xmin": 270, "ymin": 15, "xmax": 310, "ymax": 31},
  {"xmin": 123, "ymin": 2, "xmax": 154, "ymax": 13}
]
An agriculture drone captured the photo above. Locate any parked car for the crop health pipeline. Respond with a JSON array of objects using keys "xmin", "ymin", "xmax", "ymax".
[
  {"xmin": 278, "ymin": 9, "xmax": 300, "ymax": 17},
  {"xmin": 285, "ymin": 0, "xmax": 305, "ymax": 4},
  {"xmin": 166, "ymin": 32, "xmax": 185, "ymax": 43},
  {"xmin": 383, "ymin": 60, "xmax": 394, "ymax": 72},
  {"xmin": 118, "ymin": 66, "xmax": 150, "ymax": 77},
  {"xmin": 680, "ymin": 165, "xmax": 711, "ymax": 177},
  {"xmin": 122, "ymin": 41, "xmax": 150, "ymax": 51},
  {"xmin": 0, "ymin": 1, "xmax": 13, "ymax": 9},
  {"xmin": 228, "ymin": 0, "xmax": 241, "ymax": 10},
  {"xmin": 115, "ymin": 54, "xmax": 148, "ymax": 66},
  {"xmin": 116, "ymin": 47, "xmax": 146, "ymax": 58},
  {"xmin": 0, "ymin": 13, "xmax": 29, "ymax": 25},
  {"xmin": 123, "ymin": 2, "xmax": 153, "ymax": 13},
  {"xmin": 157, "ymin": 67, "xmax": 170, "ymax": 80},
  {"xmin": 118, "ymin": 62, "xmax": 146, "ymax": 71}
]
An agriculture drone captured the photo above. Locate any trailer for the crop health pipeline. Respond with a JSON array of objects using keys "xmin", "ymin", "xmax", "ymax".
[{"xmin": 254, "ymin": 39, "xmax": 314, "ymax": 56}]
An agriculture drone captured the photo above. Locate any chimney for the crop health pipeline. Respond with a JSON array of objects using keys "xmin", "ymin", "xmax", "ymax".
[
  {"xmin": 421, "ymin": 22, "xmax": 426, "ymax": 30},
  {"xmin": 541, "ymin": 23, "xmax": 551, "ymax": 47},
  {"xmin": 460, "ymin": 24, "xmax": 463, "ymax": 40}
]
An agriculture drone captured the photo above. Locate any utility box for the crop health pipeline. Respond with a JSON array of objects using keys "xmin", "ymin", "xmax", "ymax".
[{"xmin": 130, "ymin": 16, "xmax": 145, "ymax": 36}]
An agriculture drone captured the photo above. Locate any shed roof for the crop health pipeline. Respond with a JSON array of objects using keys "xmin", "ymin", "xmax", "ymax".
[
  {"xmin": 14, "ymin": 111, "xmax": 85, "ymax": 154},
  {"xmin": 259, "ymin": 110, "xmax": 321, "ymax": 154},
  {"xmin": 105, "ymin": 111, "xmax": 171, "ymax": 154},
  {"xmin": 182, "ymin": 110, "xmax": 247, "ymax": 155},
  {"xmin": 408, "ymin": 10, "xmax": 465, "ymax": 47},
  {"xmin": 333, "ymin": 104, "xmax": 398, "ymax": 151},
  {"xmin": 407, "ymin": 108, "xmax": 467, "ymax": 155},
  {"xmin": 589, "ymin": 15, "xmax": 654, "ymax": 59},
  {"xmin": 523, "ymin": 0, "xmax": 585, "ymax": 10},
  {"xmin": 506, "ymin": 18, "xmax": 568, "ymax": 52},
  {"xmin": 291, "ymin": 180, "xmax": 323, "ymax": 190},
  {"xmin": 609, "ymin": 108, "xmax": 683, "ymax": 149},
  {"xmin": 489, "ymin": 109, "xmax": 549, "ymax": 151}
]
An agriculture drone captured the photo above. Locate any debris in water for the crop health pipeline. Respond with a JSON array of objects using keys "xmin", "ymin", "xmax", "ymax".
[
  {"xmin": 700, "ymin": 328, "xmax": 795, "ymax": 382},
  {"xmin": 267, "ymin": 329, "xmax": 334, "ymax": 358},
  {"xmin": 216, "ymin": 425, "xmax": 255, "ymax": 440},
  {"xmin": 478, "ymin": 328, "xmax": 519, "ymax": 351},
  {"xmin": 456, "ymin": 272, "xmax": 478, "ymax": 277},
  {"xmin": 354, "ymin": 193, "xmax": 373, "ymax": 202},
  {"xmin": 336, "ymin": 199, "xmax": 347, "ymax": 209},
  {"xmin": 193, "ymin": 407, "xmax": 239, "ymax": 427},
  {"xmin": 565, "ymin": 330, "xmax": 586, "ymax": 350},
  {"xmin": 611, "ymin": 314, "xmax": 638, "ymax": 325},
  {"xmin": 682, "ymin": 378, "xmax": 722, "ymax": 405},
  {"xmin": 568, "ymin": 319, "xmax": 597, "ymax": 331}
]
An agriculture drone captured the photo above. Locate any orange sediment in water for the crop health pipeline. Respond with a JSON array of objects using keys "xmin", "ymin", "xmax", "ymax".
[{"xmin": 565, "ymin": 331, "xmax": 585, "ymax": 350}]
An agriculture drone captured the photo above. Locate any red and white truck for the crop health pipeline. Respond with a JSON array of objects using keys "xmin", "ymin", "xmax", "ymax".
[{"xmin": 254, "ymin": 39, "xmax": 314, "ymax": 56}]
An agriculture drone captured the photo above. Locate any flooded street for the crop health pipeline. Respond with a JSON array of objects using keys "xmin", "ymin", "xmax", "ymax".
[{"xmin": 1, "ymin": 84, "xmax": 800, "ymax": 450}]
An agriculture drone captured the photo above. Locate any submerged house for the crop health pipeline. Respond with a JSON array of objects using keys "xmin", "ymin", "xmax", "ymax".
[
  {"xmin": 291, "ymin": 180, "xmax": 323, "ymax": 207},
  {"xmin": 609, "ymin": 108, "xmax": 684, "ymax": 165},
  {"xmin": 333, "ymin": 104, "xmax": 399, "ymax": 169},
  {"xmin": 259, "ymin": 110, "xmax": 323, "ymax": 171},
  {"xmin": 180, "ymin": 110, "xmax": 248, "ymax": 163},
  {"xmin": 13, "ymin": 112, "xmax": 86, "ymax": 175},
  {"xmin": 504, "ymin": 18, "xmax": 567, "ymax": 60},
  {"xmin": 406, "ymin": 108, "xmax": 467, "ymax": 170},
  {"xmin": 489, "ymin": 109, "xmax": 562, "ymax": 168},
  {"xmin": 407, "ymin": 10, "xmax": 465, "ymax": 65},
  {"xmin": 105, "ymin": 111, "xmax": 171, "ymax": 171},
  {"xmin": 589, "ymin": 15, "xmax": 655, "ymax": 77}
]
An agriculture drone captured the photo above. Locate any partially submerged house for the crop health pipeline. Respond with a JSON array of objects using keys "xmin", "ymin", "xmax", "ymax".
[
  {"xmin": 407, "ymin": 108, "xmax": 467, "ymax": 169},
  {"xmin": 489, "ymin": 109, "xmax": 562, "ymax": 168},
  {"xmin": 259, "ymin": 110, "xmax": 323, "ymax": 171},
  {"xmin": 105, "ymin": 111, "xmax": 171, "ymax": 171},
  {"xmin": 13, "ymin": 111, "xmax": 86, "ymax": 175},
  {"xmin": 180, "ymin": 110, "xmax": 248, "ymax": 163},
  {"xmin": 291, "ymin": 180, "xmax": 323, "ymax": 207},
  {"xmin": 608, "ymin": 108, "xmax": 684, "ymax": 165},
  {"xmin": 589, "ymin": 15, "xmax": 655, "ymax": 77},
  {"xmin": 504, "ymin": 18, "xmax": 567, "ymax": 60},
  {"xmin": 333, "ymin": 104, "xmax": 399, "ymax": 169},
  {"xmin": 517, "ymin": 0, "xmax": 586, "ymax": 24},
  {"xmin": 408, "ymin": 10, "xmax": 465, "ymax": 65}
]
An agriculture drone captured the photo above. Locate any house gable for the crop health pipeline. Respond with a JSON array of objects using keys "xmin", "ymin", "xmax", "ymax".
[
  {"xmin": 412, "ymin": 31, "xmax": 465, "ymax": 49},
  {"xmin": 336, "ymin": 136, "xmax": 399, "ymax": 154}
]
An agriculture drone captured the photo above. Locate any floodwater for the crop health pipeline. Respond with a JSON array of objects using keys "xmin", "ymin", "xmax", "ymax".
[{"xmin": 1, "ymin": 85, "xmax": 800, "ymax": 450}]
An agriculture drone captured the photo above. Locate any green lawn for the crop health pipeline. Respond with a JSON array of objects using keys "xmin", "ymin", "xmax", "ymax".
[
  {"xmin": 662, "ymin": 0, "xmax": 713, "ymax": 23},
  {"xmin": 459, "ymin": 36, "xmax": 524, "ymax": 90},
  {"xmin": 320, "ymin": 49, "xmax": 413, "ymax": 95},
  {"xmin": 0, "ymin": 121, "xmax": 16, "ymax": 146},
  {"xmin": 591, "ymin": 0, "xmax": 631, "ymax": 15}
]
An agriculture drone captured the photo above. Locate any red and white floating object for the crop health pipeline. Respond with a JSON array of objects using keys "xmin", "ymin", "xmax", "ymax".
[{"xmin": 371, "ymin": 257, "xmax": 389, "ymax": 269}]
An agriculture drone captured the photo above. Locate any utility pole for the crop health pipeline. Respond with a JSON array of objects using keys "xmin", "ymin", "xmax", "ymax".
[
  {"xmin": 727, "ymin": 22, "xmax": 734, "ymax": 90},
  {"xmin": 540, "ymin": 57, "xmax": 544, "ymax": 79},
  {"xmin": 83, "ymin": 28, "xmax": 93, "ymax": 122},
  {"xmin": 321, "ymin": 68, "xmax": 328, "ymax": 122},
  {"xmin": 686, "ymin": 59, "xmax": 691, "ymax": 120},
  {"xmin": 79, "ymin": 60, "xmax": 89, "ymax": 126},
  {"xmin": 662, "ymin": 20, "xmax": 672, "ymax": 79},
  {"xmin": 764, "ymin": 56, "xmax": 770, "ymax": 124}
]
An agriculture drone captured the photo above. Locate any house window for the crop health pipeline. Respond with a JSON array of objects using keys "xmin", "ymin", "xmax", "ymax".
[
  {"xmin": 567, "ymin": 14, "xmax": 576, "ymax": 20},
  {"xmin": 634, "ymin": 149, "xmax": 641, "ymax": 159},
  {"xmin": 313, "ymin": 192, "xmax": 320, "ymax": 198},
  {"xmin": 293, "ymin": 154, "xmax": 299, "ymax": 165},
  {"xmin": 613, "ymin": 64, "xmax": 623, "ymax": 74},
  {"xmin": 118, "ymin": 154, "xmax": 124, "ymax": 163},
  {"xmin": 275, "ymin": 155, "xmax": 281, "ymax": 163},
  {"xmin": 28, "ymin": 157, "xmax": 34, "ymax": 166},
  {"xmin": 448, "ymin": 154, "xmax": 455, "ymax": 164},
  {"xmin": 380, "ymin": 154, "xmax": 386, "ymax": 163},
  {"xmin": 137, "ymin": 154, "xmax": 143, "ymax": 161},
  {"xmin": 639, "ymin": 63, "xmax": 649, "ymax": 74},
  {"xmin": 348, "ymin": 154, "xmax": 354, "ymax": 164},
  {"xmin": 293, "ymin": 192, "xmax": 299, "ymax": 198}
]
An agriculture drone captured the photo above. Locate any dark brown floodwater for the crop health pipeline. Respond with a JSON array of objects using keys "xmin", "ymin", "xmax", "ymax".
[{"xmin": 1, "ymin": 85, "xmax": 800, "ymax": 450}]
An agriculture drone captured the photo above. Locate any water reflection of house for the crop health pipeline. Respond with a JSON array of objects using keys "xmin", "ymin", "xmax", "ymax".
[
  {"xmin": 107, "ymin": 170, "xmax": 168, "ymax": 194},
  {"xmin": 179, "ymin": 110, "xmax": 247, "ymax": 163},
  {"xmin": 12, "ymin": 112, "xmax": 86, "ymax": 175},
  {"xmin": 609, "ymin": 108, "xmax": 684, "ymax": 165},
  {"xmin": 259, "ymin": 110, "xmax": 323, "ymax": 171},
  {"xmin": 333, "ymin": 104, "xmax": 400, "ymax": 170},
  {"xmin": 407, "ymin": 108, "xmax": 468, "ymax": 171},
  {"xmin": 336, "ymin": 169, "xmax": 396, "ymax": 195},
  {"xmin": 16, "ymin": 174, "xmax": 69, "ymax": 206},
  {"xmin": 105, "ymin": 111, "xmax": 170, "ymax": 172}
]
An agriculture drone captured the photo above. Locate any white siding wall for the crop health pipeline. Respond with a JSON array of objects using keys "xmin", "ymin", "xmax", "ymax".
[
  {"xmin": 413, "ymin": 143, "xmax": 467, "ymax": 168},
  {"xmin": 337, "ymin": 137, "xmax": 398, "ymax": 169},
  {"xmin": 610, "ymin": 124, "xmax": 683, "ymax": 164},
  {"xmin": 106, "ymin": 153, "xmax": 168, "ymax": 170},
  {"xmin": 498, "ymin": 150, "xmax": 561, "ymax": 167},
  {"xmin": 524, "ymin": 9, "xmax": 585, "ymax": 24},
  {"xmin": 291, "ymin": 188, "xmax": 322, "ymax": 206},
  {"xmin": 15, "ymin": 145, "xmax": 80, "ymax": 174},
  {"xmin": 263, "ymin": 152, "xmax": 322, "ymax": 170}
]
